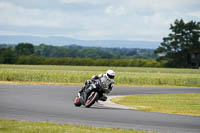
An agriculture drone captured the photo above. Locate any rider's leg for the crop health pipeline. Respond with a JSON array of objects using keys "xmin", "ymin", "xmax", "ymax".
[
  {"xmin": 99, "ymin": 94, "xmax": 107, "ymax": 101},
  {"xmin": 78, "ymin": 80, "xmax": 91, "ymax": 93}
]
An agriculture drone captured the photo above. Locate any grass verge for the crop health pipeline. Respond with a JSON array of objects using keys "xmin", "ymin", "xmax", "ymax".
[
  {"xmin": 1, "ymin": 64, "xmax": 200, "ymax": 87},
  {"xmin": 111, "ymin": 93, "xmax": 200, "ymax": 116},
  {"xmin": 0, "ymin": 120, "xmax": 152, "ymax": 133}
]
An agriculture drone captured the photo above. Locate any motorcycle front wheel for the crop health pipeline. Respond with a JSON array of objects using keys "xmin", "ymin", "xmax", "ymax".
[
  {"xmin": 74, "ymin": 96, "xmax": 83, "ymax": 107},
  {"xmin": 85, "ymin": 91, "xmax": 99, "ymax": 108}
]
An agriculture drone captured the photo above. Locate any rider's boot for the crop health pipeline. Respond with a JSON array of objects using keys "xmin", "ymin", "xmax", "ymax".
[
  {"xmin": 78, "ymin": 80, "xmax": 92, "ymax": 97},
  {"xmin": 99, "ymin": 94, "xmax": 107, "ymax": 101},
  {"xmin": 78, "ymin": 85, "xmax": 87, "ymax": 97}
]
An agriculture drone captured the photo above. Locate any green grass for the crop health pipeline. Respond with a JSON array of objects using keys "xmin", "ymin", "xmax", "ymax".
[
  {"xmin": 0, "ymin": 120, "xmax": 151, "ymax": 133},
  {"xmin": 0, "ymin": 64, "xmax": 200, "ymax": 87},
  {"xmin": 111, "ymin": 93, "xmax": 200, "ymax": 116}
]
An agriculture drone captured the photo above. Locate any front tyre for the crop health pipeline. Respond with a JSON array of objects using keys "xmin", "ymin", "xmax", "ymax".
[
  {"xmin": 74, "ymin": 96, "xmax": 82, "ymax": 107},
  {"xmin": 85, "ymin": 91, "xmax": 99, "ymax": 108}
]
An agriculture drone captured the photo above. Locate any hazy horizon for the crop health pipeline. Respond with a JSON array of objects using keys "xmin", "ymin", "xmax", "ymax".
[{"xmin": 0, "ymin": 35, "xmax": 160, "ymax": 49}]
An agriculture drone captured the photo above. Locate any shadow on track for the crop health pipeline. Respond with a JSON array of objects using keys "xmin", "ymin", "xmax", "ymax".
[{"xmin": 77, "ymin": 104, "xmax": 132, "ymax": 111}]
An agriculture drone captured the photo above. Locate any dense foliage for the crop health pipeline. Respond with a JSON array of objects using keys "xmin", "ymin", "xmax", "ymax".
[
  {"xmin": 15, "ymin": 56, "xmax": 161, "ymax": 67},
  {"xmin": 0, "ymin": 43, "xmax": 161, "ymax": 67},
  {"xmin": 155, "ymin": 19, "xmax": 200, "ymax": 68},
  {"xmin": 35, "ymin": 44, "xmax": 157, "ymax": 59},
  {"xmin": 15, "ymin": 43, "xmax": 34, "ymax": 56},
  {"xmin": 0, "ymin": 43, "xmax": 157, "ymax": 59}
]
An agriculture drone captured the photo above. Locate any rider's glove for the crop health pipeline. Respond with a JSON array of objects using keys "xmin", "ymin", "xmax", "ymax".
[{"xmin": 85, "ymin": 80, "xmax": 92, "ymax": 85}]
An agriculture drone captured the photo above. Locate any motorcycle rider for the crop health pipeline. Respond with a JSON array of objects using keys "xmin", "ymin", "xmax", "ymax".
[{"xmin": 78, "ymin": 70, "xmax": 115, "ymax": 102}]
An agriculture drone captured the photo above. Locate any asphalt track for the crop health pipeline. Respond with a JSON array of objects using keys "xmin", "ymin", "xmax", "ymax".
[{"xmin": 0, "ymin": 84, "xmax": 200, "ymax": 133}]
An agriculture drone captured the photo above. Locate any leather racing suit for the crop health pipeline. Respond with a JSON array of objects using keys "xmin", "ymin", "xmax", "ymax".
[{"xmin": 79, "ymin": 73, "xmax": 114, "ymax": 101}]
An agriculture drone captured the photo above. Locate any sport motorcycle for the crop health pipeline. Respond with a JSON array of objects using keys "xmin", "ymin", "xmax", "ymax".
[{"xmin": 74, "ymin": 79, "xmax": 110, "ymax": 108}]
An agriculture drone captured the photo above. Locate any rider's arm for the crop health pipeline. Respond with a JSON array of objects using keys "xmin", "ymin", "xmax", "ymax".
[
  {"xmin": 108, "ymin": 83, "xmax": 113, "ymax": 91},
  {"xmin": 91, "ymin": 74, "xmax": 103, "ymax": 81},
  {"xmin": 91, "ymin": 75, "xmax": 99, "ymax": 81}
]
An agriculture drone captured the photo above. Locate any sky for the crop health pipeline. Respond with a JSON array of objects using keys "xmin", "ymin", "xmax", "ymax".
[{"xmin": 0, "ymin": 0, "xmax": 200, "ymax": 41}]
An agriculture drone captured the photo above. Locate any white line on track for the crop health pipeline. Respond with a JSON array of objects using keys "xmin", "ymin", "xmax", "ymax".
[{"xmin": 98, "ymin": 95, "xmax": 133, "ymax": 109}]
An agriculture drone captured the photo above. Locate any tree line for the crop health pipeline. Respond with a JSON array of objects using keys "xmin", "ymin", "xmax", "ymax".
[
  {"xmin": 0, "ymin": 43, "xmax": 161, "ymax": 67},
  {"xmin": 0, "ymin": 43, "xmax": 156, "ymax": 59},
  {"xmin": 36, "ymin": 44, "xmax": 157, "ymax": 59},
  {"xmin": 15, "ymin": 56, "xmax": 163, "ymax": 67}
]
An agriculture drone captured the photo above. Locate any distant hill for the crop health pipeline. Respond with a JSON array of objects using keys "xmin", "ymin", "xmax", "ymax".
[{"xmin": 0, "ymin": 35, "xmax": 160, "ymax": 49}]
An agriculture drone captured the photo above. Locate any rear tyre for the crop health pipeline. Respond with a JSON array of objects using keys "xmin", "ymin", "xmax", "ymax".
[{"xmin": 85, "ymin": 91, "xmax": 99, "ymax": 108}]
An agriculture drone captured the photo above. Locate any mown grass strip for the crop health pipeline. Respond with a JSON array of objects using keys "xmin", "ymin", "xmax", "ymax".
[
  {"xmin": 0, "ymin": 64, "xmax": 200, "ymax": 87},
  {"xmin": 0, "ymin": 120, "xmax": 152, "ymax": 133},
  {"xmin": 111, "ymin": 93, "xmax": 200, "ymax": 116}
]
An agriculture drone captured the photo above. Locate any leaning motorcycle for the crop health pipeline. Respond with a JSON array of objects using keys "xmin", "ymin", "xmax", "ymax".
[{"xmin": 74, "ymin": 79, "xmax": 109, "ymax": 108}]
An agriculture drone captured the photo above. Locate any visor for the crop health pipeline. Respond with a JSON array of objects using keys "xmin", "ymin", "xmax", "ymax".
[{"xmin": 107, "ymin": 74, "xmax": 114, "ymax": 79}]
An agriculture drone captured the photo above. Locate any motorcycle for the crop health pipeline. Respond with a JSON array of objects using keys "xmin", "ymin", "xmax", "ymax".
[{"xmin": 74, "ymin": 79, "xmax": 109, "ymax": 108}]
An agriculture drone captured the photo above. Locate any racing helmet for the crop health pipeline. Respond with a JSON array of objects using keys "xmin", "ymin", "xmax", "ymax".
[{"xmin": 106, "ymin": 70, "xmax": 115, "ymax": 80}]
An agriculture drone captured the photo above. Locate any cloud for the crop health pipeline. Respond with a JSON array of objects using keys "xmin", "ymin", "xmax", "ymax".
[
  {"xmin": 60, "ymin": 0, "xmax": 99, "ymax": 4},
  {"xmin": 0, "ymin": 1, "xmax": 111, "ymax": 39},
  {"xmin": 0, "ymin": 0, "xmax": 199, "ymax": 41},
  {"xmin": 0, "ymin": 2, "xmax": 65, "ymax": 27},
  {"xmin": 105, "ymin": 5, "xmax": 126, "ymax": 16},
  {"xmin": 0, "ymin": 1, "xmax": 90, "ymax": 29},
  {"xmin": 187, "ymin": 11, "xmax": 200, "ymax": 18}
]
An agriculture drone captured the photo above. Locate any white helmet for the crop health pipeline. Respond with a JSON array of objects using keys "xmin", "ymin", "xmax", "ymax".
[{"xmin": 106, "ymin": 70, "xmax": 115, "ymax": 80}]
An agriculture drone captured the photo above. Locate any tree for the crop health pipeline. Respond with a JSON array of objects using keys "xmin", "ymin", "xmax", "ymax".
[
  {"xmin": 15, "ymin": 43, "xmax": 34, "ymax": 56},
  {"xmin": 0, "ymin": 47, "xmax": 17, "ymax": 64},
  {"xmin": 155, "ymin": 19, "xmax": 200, "ymax": 68}
]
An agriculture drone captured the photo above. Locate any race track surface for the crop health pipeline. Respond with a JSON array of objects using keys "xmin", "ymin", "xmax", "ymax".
[{"xmin": 0, "ymin": 84, "xmax": 200, "ymax": 133}]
